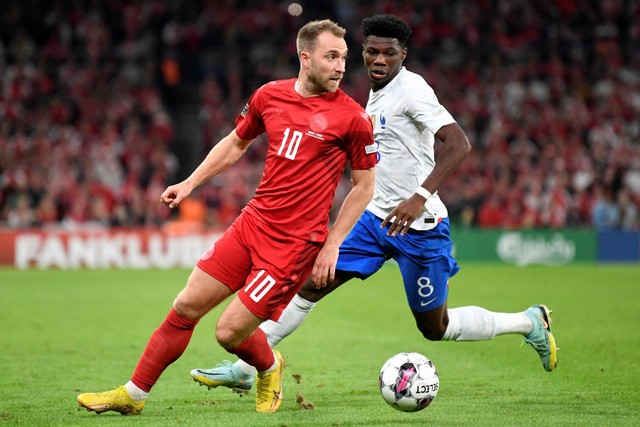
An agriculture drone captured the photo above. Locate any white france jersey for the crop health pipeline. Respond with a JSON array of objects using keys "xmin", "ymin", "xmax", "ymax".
[{"xmin": 365, "ymin": 67, "xmax": 456, "ymax": 231}]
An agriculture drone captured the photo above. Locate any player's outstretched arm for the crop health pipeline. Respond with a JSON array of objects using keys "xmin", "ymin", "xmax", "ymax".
[
  {"xmin": 160, "ymin": 130, "xmax": 254, "ymax": 208},
  {"xmin": 311, "ymin": 167, "xmax": 375, "ymax": 287}
]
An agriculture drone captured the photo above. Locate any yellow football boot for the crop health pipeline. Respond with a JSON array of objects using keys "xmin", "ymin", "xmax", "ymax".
[
  {"xmin": 255, "ymin": 350, "xmax": 286, "ymax": 412},
  {"xmin": 77, "ymin": 386, "xmax": 145, "ymax": 415}
]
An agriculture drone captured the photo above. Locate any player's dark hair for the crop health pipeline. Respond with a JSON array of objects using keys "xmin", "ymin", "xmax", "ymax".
[{"xmin": 361, "ymin": 14, "xmax": 412, "ymax": 48}]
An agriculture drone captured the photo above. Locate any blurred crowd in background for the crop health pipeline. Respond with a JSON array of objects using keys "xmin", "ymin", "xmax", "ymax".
[{"xmin": 1, "ymin": 0, "xmax": 639, "ymax": 232}]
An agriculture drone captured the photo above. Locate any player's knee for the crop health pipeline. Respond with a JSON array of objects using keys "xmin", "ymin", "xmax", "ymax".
[
  {"xmin": 215, "ymin": 326, "xmax": 237, "ymax": 350},
  {"xmin": 172, "ymin": 296, "xmax": 197, "ymax": 319},
  {"xmin": 297, "ymin": 283, "xmax": 324, "ymax": 302},
  {"xmin": 417, "ymin": 322, "xmax": 446, "ymax": 341},
  {"xmin": 172, "ymin": 289, "xmax": 211, "ymax": 320},
  {"xmin": 297, "ymin": 273, "xmax": 350, "ymax": 302}
]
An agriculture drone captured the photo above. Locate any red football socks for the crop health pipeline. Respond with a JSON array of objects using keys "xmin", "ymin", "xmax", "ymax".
[
  {"xmin": 228, "ymin": 328, "xmax": 275, "ymax": 372},
  {"xmin": 131, "ymin": 308, "xmax": 199, "ymax": 392}
]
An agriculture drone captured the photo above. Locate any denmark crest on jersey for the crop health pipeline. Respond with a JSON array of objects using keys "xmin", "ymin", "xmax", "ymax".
[{"xmin": 310, "ymin": 113, "xmax": 328, "ymax": 132}]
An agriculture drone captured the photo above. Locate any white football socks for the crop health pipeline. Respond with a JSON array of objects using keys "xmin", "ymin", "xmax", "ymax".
[
  {"xmin": 442, "ymin": 306, "xmax": 531, "ymax": 341},
  {"xmin": 234, "ymin": 294, "xmax": 316, "ymax": 374},
  {"xmin": 234, "ymin": 358, "xmax": 257, "ymax": 375},
  {"xmin": 124, "ymin": 380, "xmax": 149, "ymax": 402},
  {"xmin": 261, "ymin": 294, "xmax": 316, "ymax": 347}
]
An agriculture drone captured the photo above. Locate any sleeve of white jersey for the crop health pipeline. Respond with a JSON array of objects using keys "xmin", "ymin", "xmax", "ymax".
[{"xmin": 402, "ymin": 80, "xmax": 456, "ymax": 135}]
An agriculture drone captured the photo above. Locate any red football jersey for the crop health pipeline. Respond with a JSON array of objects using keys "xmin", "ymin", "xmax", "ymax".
[{"xmin": 235, "ymin": 78, "xmax": 376, "ymax": 242}]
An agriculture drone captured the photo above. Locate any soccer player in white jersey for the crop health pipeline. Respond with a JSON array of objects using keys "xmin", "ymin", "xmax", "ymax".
[{"xmin": 191, "ymin": 14, "xmax": 558, "ymax": 394}]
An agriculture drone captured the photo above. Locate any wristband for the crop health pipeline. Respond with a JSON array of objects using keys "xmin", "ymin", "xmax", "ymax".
[{"xmin": 415, "ymin": 187, "xmax": 432, "ymax": 203}]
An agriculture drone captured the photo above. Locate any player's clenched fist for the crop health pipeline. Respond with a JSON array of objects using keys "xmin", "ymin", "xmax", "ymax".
[{"xmin": 160, "ymin": 182, "xmax": 193, "ymax": 208}]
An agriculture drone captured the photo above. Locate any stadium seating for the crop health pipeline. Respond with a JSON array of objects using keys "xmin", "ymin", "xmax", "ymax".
[{"xmin": 1, "ymin": 1, "xmax": 638, "ymax": 230}]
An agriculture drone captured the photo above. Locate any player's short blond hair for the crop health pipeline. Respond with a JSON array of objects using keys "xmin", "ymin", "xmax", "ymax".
[{"xmin": 296, "ymin": 19, "xmax": 346, "ymax": 55}]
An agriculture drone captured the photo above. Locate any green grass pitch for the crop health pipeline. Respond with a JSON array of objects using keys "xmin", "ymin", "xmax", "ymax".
[{"xmin": 1, "ymin": 263, "xmax": 639, "ymax": 426}]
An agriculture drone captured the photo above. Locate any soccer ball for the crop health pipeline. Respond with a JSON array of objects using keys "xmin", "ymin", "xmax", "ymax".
[{"xmin": 379, "ymin": 352, "xmax": 439, "ymax": 412}]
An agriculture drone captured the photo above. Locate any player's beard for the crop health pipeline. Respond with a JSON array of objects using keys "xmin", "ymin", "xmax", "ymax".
[{"xmin": 307, "ymin": 65, "xmax": 341, "ymax": 93}]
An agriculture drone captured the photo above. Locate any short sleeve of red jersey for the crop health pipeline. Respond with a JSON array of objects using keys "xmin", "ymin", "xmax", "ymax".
[
  {"xmin": 235, "ymin": 86, "xmax": 266, "ymax": 140},
  {"xmin": 345, "ymin": 109, "xmax": 377, "ymax": 170}
]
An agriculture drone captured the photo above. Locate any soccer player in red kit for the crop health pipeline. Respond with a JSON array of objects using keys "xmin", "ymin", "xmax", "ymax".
[{"xmin": 77, "ymin": 19, "xmax": 376, "ymax": 415}]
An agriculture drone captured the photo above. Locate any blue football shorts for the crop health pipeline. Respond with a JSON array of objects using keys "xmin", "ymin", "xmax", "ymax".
[{"xmin": 336, "ymin": 210, "xmax": 460, "ymax": 312}]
